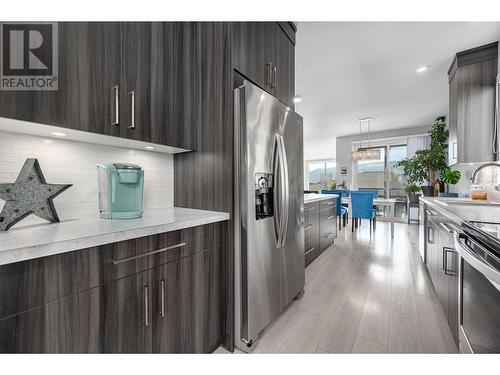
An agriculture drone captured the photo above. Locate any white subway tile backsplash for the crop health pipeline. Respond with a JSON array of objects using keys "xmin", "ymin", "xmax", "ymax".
[{"xmin": 0, "ymin": 130, "xmax": 174, "ymax": 227}]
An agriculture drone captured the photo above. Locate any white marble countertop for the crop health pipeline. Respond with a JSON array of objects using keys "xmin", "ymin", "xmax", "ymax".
[
  {"xmin": 304, "ymin": 193, "xmax": 338, "ymax": 204},
  {"xmin": 0, "ymin": 207, "xmax": 230, "ymax": 266},
  {"xmin": 420, "ymin": 197, "xmax": 500, "ymax": 225}
]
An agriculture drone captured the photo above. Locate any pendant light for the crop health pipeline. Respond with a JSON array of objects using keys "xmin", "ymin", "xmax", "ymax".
[{"xmin": 351, "ymin": 118, "xmax": 380, "ymax": 160}]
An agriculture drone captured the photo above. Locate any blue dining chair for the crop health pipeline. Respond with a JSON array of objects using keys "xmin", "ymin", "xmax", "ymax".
[
  {"xmin": 321, "ymin": 190, "xmax": 348, "ymax": 229},
  {"xmin": 350, "ymin": 191, "xmax": 376, "ymax": 232}
]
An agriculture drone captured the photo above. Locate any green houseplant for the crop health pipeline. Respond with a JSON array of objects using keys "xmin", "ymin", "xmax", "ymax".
[
  {"xmin": 396, "ymin": 116, "xmax": 449, "ymax": 197},
  {"xmin": 440, "ymin": 169, "xmax": 462, "ymax": 192}
]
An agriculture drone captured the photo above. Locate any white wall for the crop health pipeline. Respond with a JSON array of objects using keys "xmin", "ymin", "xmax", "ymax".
[
  {"xmin": 0, "ymin": 130, "xmax": 174, "ymax": 227},
  {"xmin": 335, "ymin": 125, "xmax": 432, "ymax": 186}
]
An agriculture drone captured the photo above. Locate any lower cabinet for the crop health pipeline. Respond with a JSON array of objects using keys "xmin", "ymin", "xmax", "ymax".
[
  {"xmin": 305, "ymin": 198, "xmax": 337, "ymax": 267},
  {"xmin": 0, "ymin": 223, "xmax": 225, "ymax": 353},
  {"xmin": 423, "ymin": 207, "xmax": 459, "ymax": 347}
]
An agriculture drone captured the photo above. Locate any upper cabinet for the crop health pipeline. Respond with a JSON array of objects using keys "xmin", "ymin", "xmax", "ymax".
[
  {"xmin": 0, "ymin": 22, "xmax": 211, "ymax": 151},
  {"xmin": 232, "ymin": 22, "xmax": 296, "ymax": 108},
  {"xmin": 448, "ymin": 42, "xmax": 498, "ymax": 165}
]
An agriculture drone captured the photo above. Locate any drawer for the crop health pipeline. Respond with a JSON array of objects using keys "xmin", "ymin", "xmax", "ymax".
[
  {"xmin": 319, "ymin": 207, "xmax": 336, "ymax": 231},
  {"xmin": 319, "ymin": 198, "xmax": 336, "ymax": 211},
  {"xmin": 320, "ymin": 226, "xmax": 336, "ymax": 253},
  {"xmin": 0, "ymin": 222, "xmax": 225, "ymax": 320},
  {"xmin": 76, "ymin": 222, "xmax": 225, "ymax": 291},
  {"xmin": 304, "ymin": 202, "xmax": 319, "ymax": 225},
  {"xmin": 305, "ymin": 245, "xmax": 319, "ymax": 267}
]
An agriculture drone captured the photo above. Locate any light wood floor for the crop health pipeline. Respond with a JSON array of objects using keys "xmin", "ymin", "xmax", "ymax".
[{"xmin": 217, "ymin": 221, "xmax": 458, "ymax": 354}]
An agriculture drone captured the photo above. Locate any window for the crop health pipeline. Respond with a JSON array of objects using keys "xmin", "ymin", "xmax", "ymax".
[
  {"xmin": 307, "ymin": 160, "xmax": 336, "ymax": 191},
  {"xmin": 356, "ymin": 146, "xmax": 386, "ymax": 197}
]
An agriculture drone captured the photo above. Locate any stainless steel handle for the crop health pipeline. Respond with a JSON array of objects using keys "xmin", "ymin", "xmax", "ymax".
[
  {"xmin": 305, "ymin": 206, "xmax": 315, "ymax": 211},
  {"xmin": 440, "ymin": 222, "xmax": 459, "ymax": 234},
  {"xmin": 327, "ymin": 202, "xmax": 335, "ymax": 206},
  {"xmin": 427, "ymin": 226, "xmax": 434, "ymax": 244},
  {"xmin": 111, "ymin": 243, "xmax": 186, "ymax": 265},
  {"xmin": 266, "ymin": 62, "xmax": 273, "ymax": 86},
  {"xmin": 454, "ymin": 232, "xmax": 500, "ymax": 286},
  {"xmin": 305, "ymin": 246, "xmax": 314, "ymax": 255},
  {"xmin": 112, "ymin": 85, "xmax": 119, "ymax": 126},
  {"xmin": 325, "ymin": 233, "xmax": 335, "ymax": 239},
  {"xmin": 271, "ymin": 65, "xmax": 277, "ymax": 88},
  {"xmin": 278, "ymin": 134, "xmax": 289, "ymax": 248},
  {"xmin": 493, "ymin": 74, "xmax": 499, "ymax": 157},
  {"xmin": 443, "ymin": 247, "xmax": 457, "ymax": 276},
  {"xmin": 426, "ymin": 210, "xmax": 436, "ymax": 216},
  {"xmin": 272, "ymin": 134, "xmax": 282, "ymax": 246},
  {"xmin": 143, "ymin": 285, "xmax": 149, "ymax": 326},
  {"xmin": 128, "ymin": 91, "xmax": 135, "ymax": 129},
  {"xmin": 327, "ymin": 215, "xmax": 335, "ymax": 220},
  {"xmin": 305, "ymin": 224, "xmax": 313, "ymax": 231},
  {"xmin": 160, "ymin": 279, "xmax": 166, "ymax": 318}
]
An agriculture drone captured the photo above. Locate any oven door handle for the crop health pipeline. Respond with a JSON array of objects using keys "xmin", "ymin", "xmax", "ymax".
[{"xmin": 454, "ymin": 232, "xmax": 500, "ymax": 288}]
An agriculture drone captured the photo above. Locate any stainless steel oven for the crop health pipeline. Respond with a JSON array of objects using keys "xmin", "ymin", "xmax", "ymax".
[{"xmin": 454, "ymin": 225, "xmax": 500, "ymax": 353}]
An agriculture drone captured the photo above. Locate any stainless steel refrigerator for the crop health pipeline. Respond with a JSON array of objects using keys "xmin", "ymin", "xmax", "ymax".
[{"xmin": 234, "ymin": 80, "xmax": 304, "ymax": 351}]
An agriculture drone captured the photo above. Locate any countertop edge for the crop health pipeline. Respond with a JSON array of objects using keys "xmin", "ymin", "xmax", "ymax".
[
  {"xmin": 0, "ymin": 210, "xmax": 230, "ymax": 266},
  {"xmin": 419, "ymin": 197, "xmax": 463, "ymax": 225},
  {"xmin": 304, "ymin": 194, "xmax": 338, "ymax": 204}
]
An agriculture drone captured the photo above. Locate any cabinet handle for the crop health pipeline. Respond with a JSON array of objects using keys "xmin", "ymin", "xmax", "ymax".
[
  {"xmin": 112, "ymin": 85, "xmax": 119, "ymax": 126},
  {"xmin": 266, "ymin": 62, "xmax": 273, "ymax": 86},
  {"xmin": 426, "ymin": 210, "xmax": 436, "ymax": 216},
  {"xmin": 305, "ymin": 224, "xmax": 313, "ymax": 231},
  {"xmin": 439, "ymin": 222, "xmax": 459, "ymax": 234},
  {"xmin": 160, "ymin": 279, "xmax": 166, "ymax": 318},
  {"xmin": 327, "ymin": 215, "xmax": 335, "ymax": 220},
  {"xmin": 111, "ymin": 242, "xmax": 186, "ymax": 265},
  {"xmin": 128, "ymin": 91, "xmax": 135, "ymax": 129},
  {"xmin": 427, "ymin": 227, "xmax": 434, "ymax": 244},
  {"xmin": 305, "ymin": 246, "xmax": 314, "ymax": 255},
  {"xmin": 143, "ymin": 285, "xmax": 149, "ymax": 326},
  {"xmin": 272, "ymin": 65, "xmax": 277, "ymax": 88},
  {"xmin": 327, "ymin": 202, "xmax": 334, "ymax": 205},
  {"xmin": 305, "ymin": 206, "xmax": 315, "ymax": 211},
  {"xmin": 324, "ymin": 233, "xmax": 335, "ymax": 239},
  {"xmin": 443, "ymin": 247, "xmax": 458, "ymax": 276}
]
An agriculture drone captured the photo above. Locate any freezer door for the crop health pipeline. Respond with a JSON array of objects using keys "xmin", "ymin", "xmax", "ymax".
[
  {"xmin": 238, "ymin": 81, "xmax": 282, "ymax": 343},
  {"xmin": 279, "ymin": 103, "xmax": 305, "ymax": 308}
]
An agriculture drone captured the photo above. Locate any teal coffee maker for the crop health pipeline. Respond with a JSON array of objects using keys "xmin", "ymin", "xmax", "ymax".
[{"xmin": 97, "ymin": 163, "xmax": 144, "ymax": 219}]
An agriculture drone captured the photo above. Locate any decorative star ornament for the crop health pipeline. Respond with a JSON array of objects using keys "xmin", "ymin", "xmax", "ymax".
[{"xmin": 0, "ymin": 158, "xmax": 72, "ymax": 231}]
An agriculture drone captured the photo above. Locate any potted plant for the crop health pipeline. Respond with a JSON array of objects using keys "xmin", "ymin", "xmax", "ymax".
[
  {"xmin": 396, "ymin": 116, "xmax": 449, "ymax": 197},
  {"xmin": 440, "ymin": 168, "xmax": 462, "ymax": 193},
  {"xmin": 405, "ymin": 184, "xmax": 421, "ymax": 205},
  {"xmin": 395, "ymin": 155, "xmax": 426, "ymax": 202}
]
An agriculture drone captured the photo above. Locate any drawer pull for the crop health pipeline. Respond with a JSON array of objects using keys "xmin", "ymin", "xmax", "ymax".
[
  {"xmin": 143, "ymin": 285, "xmax": 149, "ymax": 326},
  {"xmin": 426, "ymin": 210, "xmax": 437, "ymax": 216},
  {"xmin": 324, "ymin": 233, "xmax": 335, "ymax": 239},
  {"xmin": 305, "ymin": 206, "xmax": 316, "ymax": 211},
  {"xmin": 160, "ymin": 279, "xmax": 166, "ymax": 318},
  {"xmin": 305, "ymin": 224, "xmax": 313, "ymax": 231},
  {"xmin": 327, "ymin": 202, "xmax": 334, "ymax": 206},
  {"xmin": 327, "ymin": 215, "xmax": 335, "ymax": 220},
  {"xmin": 305, "ymin": 246, "xmax": 314, "ymax": 255},
  {"xmin": 111, "ymin": 242, "xmax": 186, "ymax": 265}
]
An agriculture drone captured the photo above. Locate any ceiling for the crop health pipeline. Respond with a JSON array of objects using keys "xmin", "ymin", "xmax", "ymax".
[{"xmin": 296, "ymin": 22, "xmax": 500, "ymax": 160}]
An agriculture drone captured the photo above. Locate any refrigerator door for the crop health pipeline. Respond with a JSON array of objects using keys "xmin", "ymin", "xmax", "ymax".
[
  {"xmin": 237, "ymin": 81, "xmax": 282, "ymax": 344},
  {"xmin": 278, "ymin": 103, "xmax": 305, "ymax": 308}
]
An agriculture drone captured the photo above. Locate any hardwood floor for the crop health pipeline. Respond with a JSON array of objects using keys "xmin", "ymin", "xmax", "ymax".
[{"xmin": 216, "ymin": 221, "xmax": 458, "ymax": 354}]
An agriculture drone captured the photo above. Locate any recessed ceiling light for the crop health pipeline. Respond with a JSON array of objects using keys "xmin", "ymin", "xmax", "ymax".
[
  {"xmin": 41, "ymin": 139, "xmax": 54, "ymax": 143},
  {"xmin": 50, "ymin": 131, "xmax": 66, "ymax": 137},
  {"xmin": 293, "ymin": 95, "xmax": 302, "ymax": 103},
  {"xmin": 145, "ymin": 146, "xmax": 154, "ymax": 150},
  {"xmin": 416, "ymin": 66, "xmax": 430, "ymax": 73}
]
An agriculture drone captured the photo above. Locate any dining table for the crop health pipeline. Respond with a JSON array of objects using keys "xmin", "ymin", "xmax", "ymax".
[{"xmin": 341, "ymin": 197, "xmax": 397, "ymax": 238}]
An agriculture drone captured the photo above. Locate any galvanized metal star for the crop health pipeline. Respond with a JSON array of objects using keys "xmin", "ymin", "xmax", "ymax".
[{"xmin": 0, "ymin": 158, "xmax": 72, "ymax": 231}]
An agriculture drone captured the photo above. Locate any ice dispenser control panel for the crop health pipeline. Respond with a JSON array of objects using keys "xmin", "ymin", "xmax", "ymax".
[{"xmin": 255, "ymin": 172, "xmax": 274, "ymax": 220}]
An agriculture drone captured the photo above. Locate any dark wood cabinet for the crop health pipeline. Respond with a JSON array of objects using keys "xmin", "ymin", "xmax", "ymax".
[
  {"xmin": 0, "ymin": 222, "xmax": 226, "ymax": 353},
  {"xmin": 448, "ymin": 42, "xmax": 498, "ymax": 164},
  {"xmin": 232, "ymin": 22, "xmax": 296, "ymax": 108},
  {"xmin": 305, "ymin": 198, "xmax": 337, "ymax": 267}
]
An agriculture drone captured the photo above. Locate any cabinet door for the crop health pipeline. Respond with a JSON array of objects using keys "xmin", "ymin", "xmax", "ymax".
[
  {"xmin": 101, "ymin": 269, "xmax": 150, "ymax": 353},
  {"xmin": 232, "ymin": 22, "xmax": 276, "ymax": 92},
  {"xmin": 446, "ymin": 246, "xmax": 459, "ymax": 346},
  {"xmin": 151, "ymin": 247, "xmax": 222, "ymax": 353},
  {"xmin": 448, "ymin": 73, "xmax": 458, "ymax": 165},
  {"xmin": 437, "ymin": 234, "xmax": 449, "ymax": 319},
  {"xmin": 0, "ymin": 287, "xmax": 100, "ymax": 353},
  {"xmin": 276, "ymin": 27, "xmax": 295, "ymax": 108}
]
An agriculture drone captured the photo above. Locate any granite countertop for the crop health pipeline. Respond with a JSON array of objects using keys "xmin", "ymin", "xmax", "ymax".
[
  {"xmin": 0, "ymin": 207, "xmax": 230, "ymax": 266},
  {"xmin": 304, "ymin": 193, "xmax": 338, "ymax": 204},
  {"xmin": 420, "ymin": 197, "xmax": 500, "ymax": 225}
]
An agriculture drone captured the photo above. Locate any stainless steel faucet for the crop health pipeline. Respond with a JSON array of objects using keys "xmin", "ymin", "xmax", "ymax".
[{"xmin": 470, "ymin": 163, "xmax": 500, "ymax": 184}]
